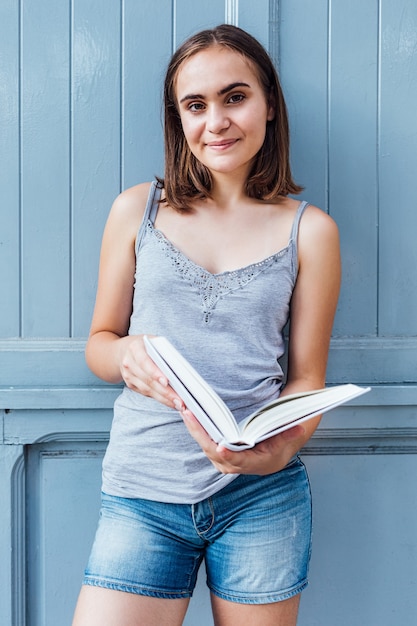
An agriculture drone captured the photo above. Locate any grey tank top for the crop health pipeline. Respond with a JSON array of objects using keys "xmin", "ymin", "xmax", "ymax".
[{"xmin": 101, "ymin": 181, "xmax": 309, "ymax": 504}]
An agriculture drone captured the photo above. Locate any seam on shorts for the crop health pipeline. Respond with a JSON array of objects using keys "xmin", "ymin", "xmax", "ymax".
[
  {"xmin": 208, "ymin": 578, "xmax": 308, "ymax": 605},
  {"xmin": 299, "ymin": 456, "xmax": 313, "ymax": 575},
  {"xmin": 83, "ymin": 577, "xmax": 193, "ymax": 599}
]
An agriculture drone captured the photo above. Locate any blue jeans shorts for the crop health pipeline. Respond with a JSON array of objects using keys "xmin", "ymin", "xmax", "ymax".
[{"xmin": 83, "ymin": 457, "xmax": 312, "ymax": 604}]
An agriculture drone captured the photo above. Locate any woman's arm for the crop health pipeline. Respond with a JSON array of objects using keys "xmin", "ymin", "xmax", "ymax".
[
  {"xmin": 181, "ymin": 204, "xmax": 341, "ymax": 474},
  {"xmin": 85, "ymin": 182, "xmax": 184, "ymax": 410},
  {"xmin": 267, "ymin": 204, "xmax": 342, "ymax": 459}
]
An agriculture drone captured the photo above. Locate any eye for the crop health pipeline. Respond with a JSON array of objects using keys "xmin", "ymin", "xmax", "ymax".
[
  {"xmin": 188, "ymin": 101, "xmax": 205, "ymax": 113},
  {"xmin": 227, "ymin": 93, "xmax": 245, "ymax": 104}
]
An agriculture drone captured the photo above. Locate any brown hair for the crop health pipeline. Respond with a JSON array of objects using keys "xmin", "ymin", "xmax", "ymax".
[{"xmin": 158, "ymin": 24, "xmax": 302, "ymax": 211}]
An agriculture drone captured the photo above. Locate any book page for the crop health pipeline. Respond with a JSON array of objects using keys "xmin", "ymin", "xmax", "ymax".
[
  {"xmin": 241, "ymin": 384, "xmax": 370, "ymax": 442},
  {"xmin": 144, "ymin": 336, "xmax": 241, "ymax": 442}
]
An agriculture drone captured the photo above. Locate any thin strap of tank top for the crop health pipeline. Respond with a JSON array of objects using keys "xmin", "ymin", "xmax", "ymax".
[
  {"xmin": 289, "ymin": 200, "xmax": 309, "ymax": 243},
  {"xmin": 135, "ymin": 180, "xmax": 163, "ymax": 253},
  {"xmin": 289, "ymin": 200, "xmax": 309, "ymax": 275}
]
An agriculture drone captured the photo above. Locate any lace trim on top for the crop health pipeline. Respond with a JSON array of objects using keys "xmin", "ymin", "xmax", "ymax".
[{"xmin": 147, "ymin": 221, "xmax": 292, "ymax": 324}]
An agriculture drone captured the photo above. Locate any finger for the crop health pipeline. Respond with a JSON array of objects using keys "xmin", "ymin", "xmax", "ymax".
[
  {"xmin": 253, "ymin": 425, "xmax": 306, "ymax": 455},
  {"xmin": 280, "ymin": 424, "xmax": 306, "ymax": 440},
  {"xmin": 124, "ymin": 371, "xmax": 184, "ymax": 409},
  {"xmin": 181, "ymin": 409, "xmax": 213, "ymax": 444},
  {"xmin": 180, "ymin": 411, "xmax": 270, "ymax": 475}
]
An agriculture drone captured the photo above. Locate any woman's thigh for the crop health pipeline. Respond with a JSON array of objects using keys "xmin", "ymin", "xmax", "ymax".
[
  {"xmin": 72, "ymin": 585, "xmax": 189, "ymax": 626},
  {"xmin": 211, "ymin": 592, "xmax": 300, "ymax": 626}
]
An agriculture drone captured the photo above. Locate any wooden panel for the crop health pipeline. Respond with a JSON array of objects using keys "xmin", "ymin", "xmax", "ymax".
[
  {"xmin": 1, "ymin": 410, "xmax": 113, "ymax": 625},
  {"xmin": 0, "ymin": 0, "xmax": 20, "ymax": 337},
  {"xmin": 0, "ymin": 340, "xmax": 97, "ymax": 389},
  {"xmin": 26, "ymin": 442, "xmax": 105, "ymax": 625},
  {"xmin": 278, "ymin": 0, "xmax": 329, "ymax": 211},
  {"xmin": 71, "ymin": 0, "xmax": 122, "ymax": 337},
  {"xmin": 20, "ymin": 0, "xmax": 71, "ymax": 337},
  {"xmin": 174, "ymin": 0, "xmax": 226, "ymax": 47},
  {"xmin": 328, "ymin": 0, "xmax": 379, "ymax": 336},
  {"xmin": 299, "ymin": 453, "xmax": 417, "ymax": 624},
  {"xmin": 238, "ymin": 0, "xmax": 270, "ymax": 47},
  {"xmin": 122, "ymin": 0, "xmax": 171, "ymax": 188},
  {"xmin": 279, "ymin": 0, "xmax": 379, "ymax": 337},
  {"xmin": 378, "ymin": 0, "xmax": 417, "ymax": 335}
]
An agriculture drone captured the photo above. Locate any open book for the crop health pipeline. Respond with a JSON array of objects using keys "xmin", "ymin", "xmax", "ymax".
[{"xmin": 144, "ymin": 336, "xmax": 371, "ymax": 451}]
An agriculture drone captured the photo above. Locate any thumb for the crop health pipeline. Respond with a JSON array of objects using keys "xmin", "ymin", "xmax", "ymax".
[{"xmin": 280, "ymin": 424, "xmax": 306, "ymax": 440}]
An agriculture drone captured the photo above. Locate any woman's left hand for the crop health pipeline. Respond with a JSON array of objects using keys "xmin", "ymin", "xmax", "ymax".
[{"xmin": 181, "ymin": 408, "xmax": 309, "ymax": 475}]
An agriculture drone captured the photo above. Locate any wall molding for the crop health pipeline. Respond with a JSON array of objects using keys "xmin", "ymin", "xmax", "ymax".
[
  {"xmin": 1, "ymin": 337, "xmax": 416, "ymax": 388},
  {"xmin": 33, "ymin": 427, "xmax": 417, "ymax": 456},
  {"xmin": 11, "ymin": 451, "xmax": 26, "ymax": 626},
  {"xmin": 304, "ymin": 427, "xmax": 417, "ymax": 455},
  {"xmin": 1, "ymin": 383, "xmax": 417, "ymax": 411}
]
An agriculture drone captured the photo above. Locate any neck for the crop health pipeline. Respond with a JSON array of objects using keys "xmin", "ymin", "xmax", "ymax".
[{"xmin": 209, "ymin": 171, "xmax": 249, "ymax": 210}]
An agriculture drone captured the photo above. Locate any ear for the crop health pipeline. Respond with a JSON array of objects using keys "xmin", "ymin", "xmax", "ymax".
[{"xmin": 267, "ymin": 93, "xmax": 276, "ymax": 121}]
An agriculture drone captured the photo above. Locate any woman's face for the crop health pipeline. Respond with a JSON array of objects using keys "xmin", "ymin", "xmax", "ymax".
[{"xmin": 175, "ymin": 46, "xmax": 274, "ymax": 181}]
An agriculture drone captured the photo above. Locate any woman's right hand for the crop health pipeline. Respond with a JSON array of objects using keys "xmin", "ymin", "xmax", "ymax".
[
  {"xmin": 84, "ymin": 183, "xmax": 184, "ymax": 412},
  {"xmin": 119, "ymin": 335, "xmax": 185, "ymax": 411}
]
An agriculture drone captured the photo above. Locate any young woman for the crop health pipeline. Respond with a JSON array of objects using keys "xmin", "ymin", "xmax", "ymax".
[{"xmin": 72, "ymin": 24, "xmax": 341, "ymax": 626}]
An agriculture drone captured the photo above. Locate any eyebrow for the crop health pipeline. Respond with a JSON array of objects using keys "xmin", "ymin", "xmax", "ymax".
[{"xmin": 179, "ymin": 82, "xmax": 251, "ymax": 103}]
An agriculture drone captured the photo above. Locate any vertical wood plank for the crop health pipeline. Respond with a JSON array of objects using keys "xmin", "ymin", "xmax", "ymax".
[
  {"xmin": 280, "ymin": 0, "xmax": 380, "ymax": 337},
  {"xmin": 122, "ymin": 0, "xmax": 172, "ymax": 189},
  {"xmin": 328, "ymin": 0, "xmax": 379, "ymax": 336},
  {"xmin": 278, "ymin": 0, "xmax": 329, "ymax": 210},
  {"xmin": 20, "ymin": 0, "xmax": 71, "ymax": 337},
  {"xmin": 71, "ymin": 0, "xmax": 122, "ymax": 337},
  {"xmin": 174, "ymin": 0, "xmax": 225, "ymax": 47},
  {"xmin": 0, "ymin": 0, "xmax": 20, "ymax": 337},
  {"xmin": 378, "ymin": 0, "xmax": 417, "ymax": 335},
  {"xmin": 238, "ymin": 0, "xmax": 270, "ymax": 47}
]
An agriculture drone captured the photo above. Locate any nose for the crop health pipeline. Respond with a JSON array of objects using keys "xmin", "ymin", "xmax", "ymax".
[{"xmin": 206, "ymin": 105, "xmax": 230, "ymax": 134}]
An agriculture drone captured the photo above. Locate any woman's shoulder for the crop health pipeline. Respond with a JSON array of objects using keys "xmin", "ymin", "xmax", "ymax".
[
  {"xmin": 103, "ymin": 182, "xmax": 155, "ymax": 244},
  {"xmin": 111, "ymin": 181, "xmax": 154, "ymax": 216},
  {"xmin": 284, "ymin": 196, "xmax": 336, "ymax": 223},
  {"xmin": 296, "ymin": 200, "xmax": 340, "ymax": 262},
  {"xmin": 274, "ymin": 196, "xmax": 338, "ymax": 238},
  {"xmin": 298, "ymin": 201, "xmax": 339, "ymax": 239}
]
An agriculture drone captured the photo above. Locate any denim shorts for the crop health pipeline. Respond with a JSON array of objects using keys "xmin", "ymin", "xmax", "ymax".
[{"xmin": 83, "ymin": 458, "xmax": 312, "ymax": 604}]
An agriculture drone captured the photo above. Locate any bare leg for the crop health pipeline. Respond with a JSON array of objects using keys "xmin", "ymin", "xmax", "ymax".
[
  {"xmin": 72, "ymin": 585, "xmax": 190, "ymax": 626},
  {"xmin": 211, "ymin": 592, "xmax": 301, "ymax": 626}
]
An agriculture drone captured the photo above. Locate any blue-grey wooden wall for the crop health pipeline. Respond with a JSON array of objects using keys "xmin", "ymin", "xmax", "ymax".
[{"xmin": 1, "ymin": 1, "xmax": 416, "ymax": 624}]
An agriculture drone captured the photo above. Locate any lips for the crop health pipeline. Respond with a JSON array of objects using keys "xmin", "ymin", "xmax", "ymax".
[{"xmin": 205, "ymin": 139, "xmax": 238, "ymax": 149}]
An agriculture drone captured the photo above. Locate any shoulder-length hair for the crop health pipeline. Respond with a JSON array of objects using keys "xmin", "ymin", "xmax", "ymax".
[{"xmin": 159, "ymin": 24, "xmax": 302, "ymax": 211}]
